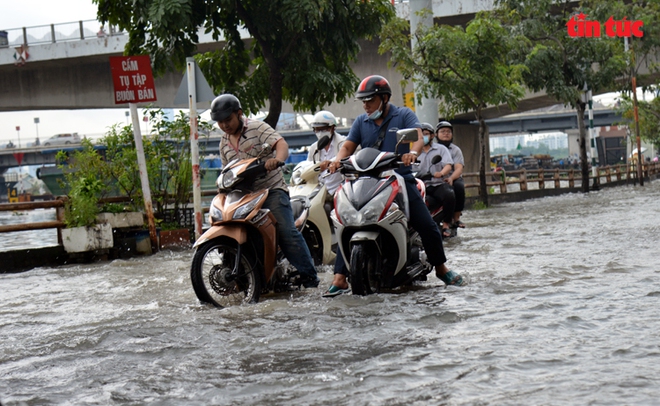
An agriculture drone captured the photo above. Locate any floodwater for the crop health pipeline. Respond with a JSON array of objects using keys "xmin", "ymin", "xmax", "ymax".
[{"xmin": 1, "ymin": 181, "xmax": 660, "ymax": 405}]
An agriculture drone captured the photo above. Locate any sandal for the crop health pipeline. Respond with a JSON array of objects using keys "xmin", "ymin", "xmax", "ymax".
[
  {"xmin": 436, "ymin": 269, "xmax": 466, "ymax": 286},
  {"xmin": 322, "ymin": 285, "xmax": 351, "ymax": 298},
  {"xmin": 442, "ymin": 228, "xmax": 452, "ymax": 238},
  {"xmin": 453, "ymin": 221, "xmax": 466, "ymax": 229}
]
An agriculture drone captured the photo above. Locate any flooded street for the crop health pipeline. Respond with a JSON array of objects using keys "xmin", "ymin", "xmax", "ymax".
[{"xmin": 1, "ymin": 181, "xmax": 660, "ymax": 405}]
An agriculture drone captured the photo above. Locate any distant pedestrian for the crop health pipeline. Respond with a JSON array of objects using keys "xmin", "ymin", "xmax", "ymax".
[{"xmin": 97, "ymin": 26, "xmax": 107, "ymax": 38}]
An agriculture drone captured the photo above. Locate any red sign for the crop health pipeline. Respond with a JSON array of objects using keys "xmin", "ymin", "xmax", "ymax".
[
  {"xmin": 13, "ymin": 153, "xmax": 24, "ymax": 165},
  {"xmin": 567, "ymin": 13, "xmax": 644, "ymax": 38},
  {"xmin": 109, "ymin": 55, "xmax": 158, "ymax": 104}
]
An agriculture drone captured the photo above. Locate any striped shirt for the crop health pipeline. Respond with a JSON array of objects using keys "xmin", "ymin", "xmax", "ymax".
[{"xmin": 219, "ymin": 118, "xmax": 287, "ymax": 191}]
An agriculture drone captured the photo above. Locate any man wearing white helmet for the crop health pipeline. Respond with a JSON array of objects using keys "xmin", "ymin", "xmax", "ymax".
[{"xmin": 307, "ymin": 110, "xmax": 346, "ymax": 196}]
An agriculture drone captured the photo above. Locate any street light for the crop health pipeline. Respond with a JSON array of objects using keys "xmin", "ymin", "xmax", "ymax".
[
  {"xmin": 15, "ymin": 125, "xmax": 20, "ymax": 148},
  {"xmin": 34, "ymin": 117, "xmax": 40, "ymax": 145},
  {"xmin": 125, "ymin": 111, "xmax": 130, "ymax": 125}
]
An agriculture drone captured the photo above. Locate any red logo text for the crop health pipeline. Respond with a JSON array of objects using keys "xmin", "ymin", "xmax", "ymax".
[{"xmin": 567, "ymin": 13, "xmax": 643, "ymax": 38}]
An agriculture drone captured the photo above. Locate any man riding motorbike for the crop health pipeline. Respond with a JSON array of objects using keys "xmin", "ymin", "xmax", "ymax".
[
  {"xmin": 213, "ymin": 94, "xmax": 319, "ymax": 288},
  {"xmin": 307, "ymin": 110, "xmax": 346, "ymax": 205},
  {"xmin": 324, "ymin": 75, "xmax": 466, "ymax": 297},
  {"xmin": 436, "ymin": 121, "xmax": 466, "ymax": 230},
  {"xmin": 417, "ymin": 122, "xmax": 456, "ymax": 238}
]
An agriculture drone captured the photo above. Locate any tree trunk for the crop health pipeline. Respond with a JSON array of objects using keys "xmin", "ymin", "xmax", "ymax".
[
  {"xmin": 264, "ymin": 68, "xmax": 284, "ymax": 129},
  {"xmin": 576, "ymin": 101, "xmax": 590, "ymax": 193},
  {"xmin": 477, "ymin": 110, "xmax": 489, "ymax": 206}
]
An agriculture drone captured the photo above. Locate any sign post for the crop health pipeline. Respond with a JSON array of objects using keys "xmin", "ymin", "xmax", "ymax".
[
  {"xmin": 109, "ymin": 55, "xmax": 159, "ymax": 250},
  {"xmin": 174, "ymin": 57, "xmax": 216, "ymax": 240}
]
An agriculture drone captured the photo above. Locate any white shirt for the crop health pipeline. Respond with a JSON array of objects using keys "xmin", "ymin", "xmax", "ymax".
[{"xmin": 307, "ymin": 132, "xmax": 346, "ymax": 195}]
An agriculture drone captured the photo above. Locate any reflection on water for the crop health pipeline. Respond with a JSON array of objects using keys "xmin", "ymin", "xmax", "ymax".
[
  {"xmin": 0, "ymin": 209, "xmax": 58, "ymax": 251},
  {"xmin": 1, "ymin": 182, "xmax": 660, "ymax": 405}
]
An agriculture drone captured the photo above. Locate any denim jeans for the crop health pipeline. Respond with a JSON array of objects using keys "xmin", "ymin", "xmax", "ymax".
[
  {"xmin": 264, "ymin": 188, "xmax": 317, "ymax": 279},
  {"xmin": 334, "ymin": 174, "xmax": 447, "ymax": 275}
]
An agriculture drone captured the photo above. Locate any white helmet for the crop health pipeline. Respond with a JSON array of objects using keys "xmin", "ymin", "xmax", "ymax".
[{"xmin": 311, "ymin": 110, "xmax": 337, "ymax": 128}]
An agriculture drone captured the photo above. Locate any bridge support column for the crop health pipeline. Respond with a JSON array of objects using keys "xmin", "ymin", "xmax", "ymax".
[{"xmin": 409, "ymin": 0, "xmax": 438, "ymax": 126}]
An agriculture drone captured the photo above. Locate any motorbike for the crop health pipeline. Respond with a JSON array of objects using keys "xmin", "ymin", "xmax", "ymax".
[
  {"xmin": 414, "ymin": 155, "xmax": 458, "ymax": 239},
  {"xmin": 190, "ymin": 144, "xmax": 311, "ymax": 308},
  {"xmin": 288, "ymin": 135, "xmax": 337, "ymax": 266},
  {"xmin": 331, "ymin": 128, "xmax": 434, "ymax": 295}
]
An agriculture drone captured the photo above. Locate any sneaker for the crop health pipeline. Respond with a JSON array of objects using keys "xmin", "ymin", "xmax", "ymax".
[
  {"xmin": 299, "ymin": 275, "xmax": 320, "ymax": 288},
  {"xmin": 322, "ymin": 285, "xmax": 351, "ymax": 298},
  {"xmin": 436, "ymin": 270, "xmax": 466, "ymax": 286}
]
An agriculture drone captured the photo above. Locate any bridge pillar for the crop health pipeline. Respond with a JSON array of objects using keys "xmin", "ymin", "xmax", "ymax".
[
  {"xmin": 409, "ymin": 0, "xmax": 438, "ymax": 126},
  {"xmin": 452, "ymin": 123, "xmax": 481, "ymax": 175}
]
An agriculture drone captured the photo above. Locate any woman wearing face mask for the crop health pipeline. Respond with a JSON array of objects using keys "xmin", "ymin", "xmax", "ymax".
[
  {"xmin": 307, "ymin": 110, "xmax": 346, "ymax": 197},
  {"xmin": 417, "ymin": 122, "xmax": 456, "ymax": 238}
]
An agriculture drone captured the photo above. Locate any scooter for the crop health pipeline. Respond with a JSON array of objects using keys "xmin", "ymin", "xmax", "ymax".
[
  {"xmin": 331, "ymin": 128, "xmax": 433, "ymax": 295},
  {"xmin": 190, "ymin": 144, "xmax": 311, "ymax": 308},
  {"xmin": 288, "ymin": 135, "xmax": 337, "ymax": 266},
  {"xmin": 414, "ymin": 155, "xmax": 457, "ymax": 239}
]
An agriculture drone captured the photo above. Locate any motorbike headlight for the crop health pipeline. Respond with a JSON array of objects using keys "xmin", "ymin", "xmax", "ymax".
[
  {"xmin": 209, "ymin": 198, "xmax": 223, "ymax": 223},
  {"xmin": 217, "ymin": 163, "xmax": 247, "ymax": 189},
  {"xmin": 291, "ymin": 168, "xmax": 304, "ymax": 185},
  {"xmin": 360, "ymin": 184, "xmax": 393, "ymax": 223},
  {"xmin": 233, "ymin": 192, "xmax": 266, "ymax": 219},
  {"xmin": 334, "ymin": 190, "xmax": 358, "ymax": 226}
]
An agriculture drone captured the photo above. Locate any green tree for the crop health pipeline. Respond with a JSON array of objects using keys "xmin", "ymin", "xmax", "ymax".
[
  {"xmin": 496, "ymin": 0, "xmax": 627, "ymax": 192},
  {"xmin": 618, "ymin": 89, "xmax": 660, "ymax": 149},
  {"xmin": 95, "ymin": 0, "xmax": 394, "ymax": 128},
  {"xmin": 380, "ymin": 11, "xmax": 528, "ymax": 205}
]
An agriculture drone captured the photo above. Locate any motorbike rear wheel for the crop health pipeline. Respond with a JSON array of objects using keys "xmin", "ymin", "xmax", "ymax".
[
  {"xmin": 349, "ymin": 243, "xmax": 380, "ymax": 296},
  {"xmin": 190, "ymin": 239, "xmax": 262, "ymax": 308}
]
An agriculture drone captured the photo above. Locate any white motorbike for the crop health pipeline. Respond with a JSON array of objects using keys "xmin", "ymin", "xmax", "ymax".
[
  {"xmin": 288, "ymin": 136, "xmax": 337, "ymax": 266},
  {"xmin": 331, "ymin": 129, "xmax": 433, "ymax": 295}
]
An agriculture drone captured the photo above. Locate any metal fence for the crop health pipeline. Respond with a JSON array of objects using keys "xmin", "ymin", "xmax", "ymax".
[{"xmin": 0, "ymin": 20, "xmax": 125, "ymax": 48}]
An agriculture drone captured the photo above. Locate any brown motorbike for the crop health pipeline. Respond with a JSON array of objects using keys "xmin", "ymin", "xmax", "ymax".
[{"xmin": 190, "ymin": 144, "xmax": 311, "ymax": 308}]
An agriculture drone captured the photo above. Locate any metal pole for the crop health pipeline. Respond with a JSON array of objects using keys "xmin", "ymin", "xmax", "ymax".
[
  {"xmin": 627, "ymin": 38, "xmax": 644, "ymax": 186},
  {"xmin": 186, "ymin": 57, "xmax": 203, "ymax": 240},
  {"xmin": 587, "ymin": 88, "xmax": 598, "ymax": 180},
  {"xmin": 129, "ymin": 103, "xmax": 159, "ymax": 250}
]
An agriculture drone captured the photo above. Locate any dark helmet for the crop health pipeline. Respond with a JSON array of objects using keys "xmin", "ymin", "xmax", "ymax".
[
  {"xmin": 355, "ymin": 75, "xmax": 392, "ymax": 100},
  {"xmin": 420, "ymin": 122, "xmax": 435, "ymax": 134},
  {"xmin": 436, "ymin": 121, "xmax": 453, "ymax": 132},
  {"xmin": 210, "ymin": 94, "xmax": 241, "ymax": 122}
]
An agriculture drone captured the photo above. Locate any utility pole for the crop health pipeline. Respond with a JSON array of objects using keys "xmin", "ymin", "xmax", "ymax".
[
  {"xmin": 625, "ymin": 37, "xmax": 644, "ymax": 186},
  {"xmin": 409, "ymin": 0, "xmax": 438, "ymax": 126}
]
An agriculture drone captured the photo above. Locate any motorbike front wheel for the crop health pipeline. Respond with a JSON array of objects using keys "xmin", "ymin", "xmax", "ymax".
[
  {"xmin": 190, "ymin": 239, "xmax": 262, "ymax": 308},
  {"xmin": 349, "ymin": 243, "xmax": 380, "ymax": 295}
]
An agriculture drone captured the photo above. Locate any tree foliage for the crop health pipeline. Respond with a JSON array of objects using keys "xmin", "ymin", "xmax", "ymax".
[
  {"xmin": 380, "ymin": 11, "xmax": 528, "ymax": 205},
  {"xmin": 94, "ymin": 0, "xmax": 394, "ymax": 128},
  {"xmin": 618, "ymin": 88, "xmax": 660, "ymax": 149},
  {"xmin": 496, "ymin": 0, "xmax": 627, "ymax": 192}
]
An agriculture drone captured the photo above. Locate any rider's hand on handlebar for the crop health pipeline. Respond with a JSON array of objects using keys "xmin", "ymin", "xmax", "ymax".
[
  {"xmin": 328, "ymin": 161, "xmax": 341, "ymax": 174},
  {"xmin": 320, "ymin": 160, "xmax": 331, "ymax": 172},
  {"xmin": 402, "ymin": 153, "xmax": 417, "ymax": 166},
  {"xmin": 265, "ymin": 158, "xmax": 283, "ymax": 171}
]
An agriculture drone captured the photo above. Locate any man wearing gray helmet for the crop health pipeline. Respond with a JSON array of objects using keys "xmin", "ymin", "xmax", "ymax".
[
  {"xmin": 211, "ymin": 94, "xmax": 320, "ymax": 288},
  {"xmin": 436, "ymin": 121, "xmax": 466, "ymax": 229}
]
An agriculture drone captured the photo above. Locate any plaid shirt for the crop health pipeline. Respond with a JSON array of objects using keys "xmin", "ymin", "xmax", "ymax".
[{"xmin": 219, "ymin": 118, "xmax": 287, "ymax": 191}]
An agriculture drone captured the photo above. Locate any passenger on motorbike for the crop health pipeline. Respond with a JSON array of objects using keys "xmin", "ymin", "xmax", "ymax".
[
  {"xmin": 324, "ymin": 75, "xmax": 465, "ymax": 297},
  {"xmin": 307, "ymin": 110, "xmax": 346, "ymax": 201},
  {"xmin": 436, "ymin": 121, "xmax": 466, "ymax": 230},
  {"xmin": 417, "ymin": 122, "xmax": 456, "ymax": 238},
  {"xmin": 212, "ymin": 94, "xmax": 320, "ymax": 288}
]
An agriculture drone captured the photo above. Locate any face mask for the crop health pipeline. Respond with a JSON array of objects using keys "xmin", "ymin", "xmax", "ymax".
[
  {"xmin": 423, "ymin": 136, "xmax": 430, "ymax": 145},
  {"xmin": 367, "ymin": 100, "xmax": 383, "ymax": 120},
  {"xmin": 316, "ymin": 130, "xmax": 331, "ymax": 140}
]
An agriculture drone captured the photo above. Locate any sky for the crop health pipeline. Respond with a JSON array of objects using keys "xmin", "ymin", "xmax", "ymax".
[{"xmin": 0, "ymin": 1, "xmax": 156, "ymax": 144}]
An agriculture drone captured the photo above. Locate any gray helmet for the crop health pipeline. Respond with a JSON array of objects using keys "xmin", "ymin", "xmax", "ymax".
[
  {"xmin": 436, "ymin": 121, "xmax": 453, "ymax": 132},
  {"xmin": 420, "ymin": 122, "xmax": 435, "ymax": 134},
  {"xmin": 210, "ymin": 94, "xmax": 241, "ymax": 122}
]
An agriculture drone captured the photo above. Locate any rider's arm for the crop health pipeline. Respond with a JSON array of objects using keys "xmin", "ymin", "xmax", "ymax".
[
  {"xmin": 328, "ymin": 140, "xmax": 358, "ymax": 173},
  {"xmin": 449, "ymin": 162, "xmax": 464, "ymax": 182},
  {"xmin": 266, "ymin": 138, "xmax": 289, "ymax": 171}
]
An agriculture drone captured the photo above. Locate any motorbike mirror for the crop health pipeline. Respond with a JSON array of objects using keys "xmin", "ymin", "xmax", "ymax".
[
  {"xmin": 316, "ymin": 135, "xmax": 331, "ymax": 151},
  {"xmin": 396, "ymin": 128, "xmax": 419, "ymax": 143},
  {"xmin": 431, "ymin": 155, "xmax": 442, "ymax": 165},
  {"xmin": 258, "ymin": 143, "xmax": 272, "ymax": 158},
  {"xmin": 395, "ymin": 128, "xmax": 420, "ymax": 153}
]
